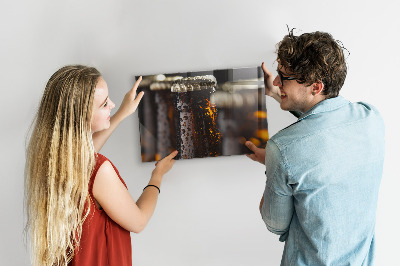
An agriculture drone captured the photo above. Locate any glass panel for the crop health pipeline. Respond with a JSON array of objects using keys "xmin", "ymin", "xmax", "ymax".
[{"xmin": 136, "ymin": 66, "xmax": 268, "ymax": 162}]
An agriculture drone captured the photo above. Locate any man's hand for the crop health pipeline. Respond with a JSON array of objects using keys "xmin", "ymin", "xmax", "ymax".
[
  {"xmin": 262, "ymin": 62, "xmax": 281, "ymax": 103},
  {"xmin": 245, "ymin": 141, "xmax": 266, "ymax": 165}
]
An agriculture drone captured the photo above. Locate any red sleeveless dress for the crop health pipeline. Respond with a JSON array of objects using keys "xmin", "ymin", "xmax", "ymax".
[{"xmin": 69, "ymin": 153, "xmax": 132, "ymax": 266}]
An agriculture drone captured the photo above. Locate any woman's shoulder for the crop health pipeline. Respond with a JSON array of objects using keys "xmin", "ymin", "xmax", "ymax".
[
  {"xmin": 97, "ymin": 160, "xmax": 117, "ymax": 178},
  {"xmin": 95, "ymin": 153, "xmax": 108, "ymax": 163},
  {"xmin": 95, "ymin": 153, "xmax": 119, "ymax": 172},
  {"xmin": 90, "ymin": 153, "xmax": 115, "ymax": 192},
  {"xmin": 91, "ymin": 153, "xmax": 109, "ymax": 178},
  {"xmin": 94, "ymin": 153, "xmax": 127, "ymax": 188}
]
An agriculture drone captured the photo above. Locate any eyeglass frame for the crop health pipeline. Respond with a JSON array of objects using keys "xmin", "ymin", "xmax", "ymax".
[{"xmin": 277, "ymin": 69, "xmax": 297, "ymax": 86}]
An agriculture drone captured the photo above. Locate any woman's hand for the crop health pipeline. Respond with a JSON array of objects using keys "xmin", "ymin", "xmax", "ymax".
[
  {"xmin": 92, "ymin": 77, "xmax": 144, "ymax": 152},
  {"xmin": 152, "ymin": 150, "xmax": 178, "ymax": 178},
  {"xmin": 115, "ymin": 76, "xmax": 144, "ymax": 120},
  {"xmin": 262, "ymin": 62, "xmax": 282, "ymax": 103}
]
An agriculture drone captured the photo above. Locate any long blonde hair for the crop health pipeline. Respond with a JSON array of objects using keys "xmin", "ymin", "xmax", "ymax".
[{"xmin": 25, "ymin": 65, "xmax": 101, "ymax": 265}]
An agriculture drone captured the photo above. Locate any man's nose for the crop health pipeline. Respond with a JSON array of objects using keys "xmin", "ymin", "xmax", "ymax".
[{"xmin": 273, "ymin": 75, "xmax": 281, "ymax": 87}]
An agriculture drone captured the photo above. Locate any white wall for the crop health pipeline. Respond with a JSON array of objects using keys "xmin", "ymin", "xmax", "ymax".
[{"xmin": 1, "ymin": 0, "xmax": 399, "ymax": 265}]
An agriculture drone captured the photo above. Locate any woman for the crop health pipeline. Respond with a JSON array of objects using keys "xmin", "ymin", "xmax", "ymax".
[{"xmin": 25, "ymin": 65, "xmax": 177, "ymax": 265}]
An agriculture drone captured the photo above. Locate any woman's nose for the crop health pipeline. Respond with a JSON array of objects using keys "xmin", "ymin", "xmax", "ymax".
[{"xmin": 109, "ymin": 100, "xmax": 115, "ymax": 109}]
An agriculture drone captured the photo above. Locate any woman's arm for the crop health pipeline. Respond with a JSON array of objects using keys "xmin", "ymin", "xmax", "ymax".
[
  {"xmin": 93, "ymin": 150, "xmax": 178, "ymax": 233},
  {"xmin": 92, "ymin": 77, "xmax": 144, "ymax": 152}
]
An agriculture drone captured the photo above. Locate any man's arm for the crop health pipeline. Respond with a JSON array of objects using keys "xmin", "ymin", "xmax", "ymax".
[
  {"xmin": 245, "ymin": 135, "xmax": 294, "ymax": 238},
  {"xmin": 259, "ymin": 140, "xmax": 294, "ymax": 240},
  {"xmin": 245, "ymin": 141, "xmax": 265, "ymax": 165},
  {"xmin": 262, "ymin": 62, "xmax": 282, "ymax": 103},
  {"xmin": 93, "ymin": 77, "xmax": 144, "ymax": 152},
  {"xmin": 261, "ymin": 62, "xmax": 301, "ymax": 119},
  {"xmin": 260, "ymin": 185, "xmax": 293, "ymax": 238}
]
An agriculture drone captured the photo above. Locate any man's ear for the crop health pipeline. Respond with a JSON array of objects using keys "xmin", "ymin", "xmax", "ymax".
[{"xmin": 312, "ymin": 82, "xmax": 324, "ymax": 96}]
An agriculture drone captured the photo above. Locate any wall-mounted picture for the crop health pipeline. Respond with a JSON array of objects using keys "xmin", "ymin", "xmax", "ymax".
[{"xmin": 136, "ymin": 66, "xmax": 269, "ymax": 162}]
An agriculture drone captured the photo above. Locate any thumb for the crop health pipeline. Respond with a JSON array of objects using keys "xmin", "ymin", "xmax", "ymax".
[
  {"xmin": 167, "ymin": 150, "xmax": 178, "ymax": 160},
  {"xmin": 245, "ymin": 141, "xmax": 258, "ymax": 153}
]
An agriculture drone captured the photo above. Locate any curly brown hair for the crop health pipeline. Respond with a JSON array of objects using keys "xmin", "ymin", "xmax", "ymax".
[{"xmin": 277, "ymin": 30, "xmax": 348, "ymax": 98}]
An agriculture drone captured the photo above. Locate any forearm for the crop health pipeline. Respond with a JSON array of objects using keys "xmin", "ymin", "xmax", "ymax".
[
  {"xmin": 93, "ymin": 79, "xmax": 144, "ymax": 152},
  {"xmin": 92, "ymin": 111, "xmax": 125, "ymax": 152},
  {"xmin": 135, "ymin": 173, "xmax": 163, "ymax": 229},
  {"xmin": 268, "ymin": 92, "xmax": 282, "ymax": 103},
  {"xmin": 260, "ymin": 186, "xmax": 293, "ymax": 236}
]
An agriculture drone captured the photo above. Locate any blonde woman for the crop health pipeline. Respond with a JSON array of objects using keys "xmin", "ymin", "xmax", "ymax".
[{"xmin": 25, "ymin": 65, "xmax": 177, "ymax": 266}]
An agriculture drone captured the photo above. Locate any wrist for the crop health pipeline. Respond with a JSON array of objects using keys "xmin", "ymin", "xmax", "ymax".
[
  {"xmin": 112, "ymin": 109, "xmax": 126, "ymax": 124},
  {"xmin": 143, "ymin": 184, "xmax": 160, "ymax": 194},
  {"xmin": 271, "ymin": 93, "xmax": 282, "ymax": 103},
  {"xmin": 150, "ymin": 171, "xmax": 163, "ymax": 184}
]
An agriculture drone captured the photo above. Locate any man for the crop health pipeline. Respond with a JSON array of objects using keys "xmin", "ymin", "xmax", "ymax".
[{"xmin": 246, "ymin": 31, "xmax": 385, "ymax": 265}]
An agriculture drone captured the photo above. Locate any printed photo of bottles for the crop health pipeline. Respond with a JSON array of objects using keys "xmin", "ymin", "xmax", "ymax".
[{"xmin": 136, "ymin": 66, "xmax": 269, "ymax": 162}]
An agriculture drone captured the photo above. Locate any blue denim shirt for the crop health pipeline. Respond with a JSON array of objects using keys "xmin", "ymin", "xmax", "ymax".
[{"xmin": 260, "ymin": 96, "xmax": 385, "ymax": 266}]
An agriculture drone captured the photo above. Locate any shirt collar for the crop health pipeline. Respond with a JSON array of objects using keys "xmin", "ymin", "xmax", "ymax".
[{"xmin": 298, "ymin": 95, "xmax": 350, "ymax": 121}]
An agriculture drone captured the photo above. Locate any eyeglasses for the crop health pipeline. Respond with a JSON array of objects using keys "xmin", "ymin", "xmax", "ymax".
[{"xmin": 277, "ymin": 70, "xmax": 297, "ymax": 86}]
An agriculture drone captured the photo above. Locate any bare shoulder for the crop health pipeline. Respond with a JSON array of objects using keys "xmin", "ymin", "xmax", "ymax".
[
  {"xmin": 93, "ymin": 160, "xmax": 126, "ymax": 198},
  {"xmin": 96, "ymin": 160, "xmax": 117, "ymax": 178},
  {"xmin": 91, "ymin": 159, "xmax": 139, "ymax": 232}
]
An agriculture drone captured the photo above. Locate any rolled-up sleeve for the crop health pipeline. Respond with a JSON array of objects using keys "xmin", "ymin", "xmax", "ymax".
[{"xmin": 260, "ymin": 139, "xmax": 294, "ymax": 241}]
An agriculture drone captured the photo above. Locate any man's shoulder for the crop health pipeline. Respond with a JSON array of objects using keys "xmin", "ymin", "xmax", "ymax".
[
  {"xmin": 269, "ymin": 121, "xmax": 305, "ymax": 150},
  {"xmin": 347, "ymin": 101, "xmax": 385, "ymax": 131},
  {"xmin": 352, "ymin": 101, "xmax": 383, "ymax": 117},
  {"xmin": 270, "ymin": 98, "xmax": 384, "ymax": 148}
]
